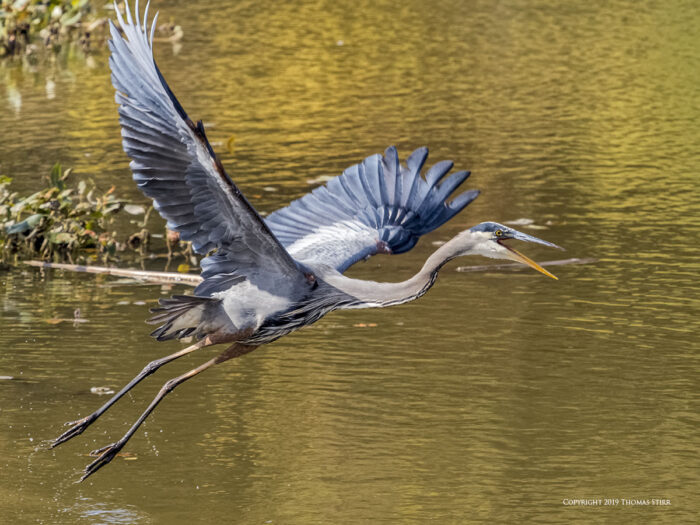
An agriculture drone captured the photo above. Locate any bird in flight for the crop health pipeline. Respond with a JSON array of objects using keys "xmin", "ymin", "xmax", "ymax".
[{"xmin": 52, "ymin": 1, "xmax": 561, "ymax": 481}]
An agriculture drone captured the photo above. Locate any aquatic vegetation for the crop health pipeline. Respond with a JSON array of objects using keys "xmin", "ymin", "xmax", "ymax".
[
  {"xmin": 0, "ymin": 163, "xmax": 170, "ymax": 263},
  {"xmin": 0, "ymin": 0, "xmax": 108, "ymax": 57},
  {"xmin": 0, "ymin": 1, "xmax": 181, "ymax": 59}
]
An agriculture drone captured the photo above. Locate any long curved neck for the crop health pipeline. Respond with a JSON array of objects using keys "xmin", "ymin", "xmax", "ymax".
[{"xmin": 322, "ymin": 233, "xmax": 476, "ymax": 308}]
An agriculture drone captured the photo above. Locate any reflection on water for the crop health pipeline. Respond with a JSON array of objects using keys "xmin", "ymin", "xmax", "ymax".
[{"xmin": 1, "ymin": 0, "xmax": 699, "ymax": 522}]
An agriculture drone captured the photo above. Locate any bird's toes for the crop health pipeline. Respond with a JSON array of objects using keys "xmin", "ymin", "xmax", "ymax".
[
  {"xmin": 81, "ymin": 442, "xmax": 123, "ymax": 481},
  {"xmin": 65, "ymin": 415, "xmax": 90, "ymax": 427},
  {"xmin": 89, "ymin": 442, "xmax": 119, "ymax": 457},
  {"xmin": 52, "ymin": 416, "xmax": 94, "ymax": 448}
]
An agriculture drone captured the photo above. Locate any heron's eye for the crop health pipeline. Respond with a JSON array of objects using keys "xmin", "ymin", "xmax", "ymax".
[{"xmin": 495, "ymin": 229, "xmax": 503, "ymax": 237}]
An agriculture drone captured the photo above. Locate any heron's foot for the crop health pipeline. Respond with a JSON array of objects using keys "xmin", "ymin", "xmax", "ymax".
[
  {"xmin": 80, "ymin": 441, "xmax": 124, "ymax": 481},
  {"xmin": 51, "ymin": 414, "xmax": 97, "ymax": 448}
]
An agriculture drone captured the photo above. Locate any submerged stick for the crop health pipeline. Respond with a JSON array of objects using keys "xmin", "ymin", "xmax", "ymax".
[
  {"xmin": 23, "ymin": 261, "xmax": 203, "ymax": 286},
  {"xmin": 24, "ymin": 257, "xmax": 595, "ymax": 285},
  {"xmin": 456, "ymin": 257, "xmax": 597, "ymax": 273}
]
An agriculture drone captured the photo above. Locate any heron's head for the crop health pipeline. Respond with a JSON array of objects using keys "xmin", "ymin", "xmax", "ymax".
[{"xmin": 464, "ymin": 221, "xmax": 563, "ymax": 279}]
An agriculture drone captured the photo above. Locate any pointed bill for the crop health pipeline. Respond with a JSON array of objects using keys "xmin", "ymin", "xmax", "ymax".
[
  {"xmin": 511, "ymin": 230, "xmax": 564, "ymax": 250},
  {"xmin": 499, "ymin": 242, "xmax": 559, "ymax": 280}
]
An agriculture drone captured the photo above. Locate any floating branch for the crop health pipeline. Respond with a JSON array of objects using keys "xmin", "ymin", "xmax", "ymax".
[
  {"xmin": 456, "ymin": 257, "xmax": 597, "ymax": 273},
  {"xmin": 23, "ymin": 260, "xmax": 202, "ymax": 286},
  {"xmin": 24, "ymin": 257, "xmax": 596, "ymax": 286}
]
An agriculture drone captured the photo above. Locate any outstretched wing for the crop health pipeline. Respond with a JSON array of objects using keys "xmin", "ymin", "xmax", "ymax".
[
  {"xmin": 109, "ymin": 1, "xmax": 302, "ymax": 296},
  {"xmin": 265, "ymin": 146, "xmax": 480, "ymax": 273}
]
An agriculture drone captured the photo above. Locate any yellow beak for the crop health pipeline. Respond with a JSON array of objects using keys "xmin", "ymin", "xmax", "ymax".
[{"xmin": 500, "ymin": 243, "xmax": 558, "ymax": 280}]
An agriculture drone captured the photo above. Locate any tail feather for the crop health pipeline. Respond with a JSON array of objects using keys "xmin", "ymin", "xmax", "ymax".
[{"xmin": 147, "ymin": 295, "xmax": 218, "ymax": 341}]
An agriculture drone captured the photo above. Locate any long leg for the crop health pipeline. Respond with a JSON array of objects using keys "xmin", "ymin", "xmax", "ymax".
[
  {"xmin": 52, "ymin": 336, "xmax": 216, "ymax": 448},
  {"xmin": 80, "ymin": 343, "xmax": 257, "ymax": 481}
]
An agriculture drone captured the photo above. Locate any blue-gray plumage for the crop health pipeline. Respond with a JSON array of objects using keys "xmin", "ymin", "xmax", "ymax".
[{"xmin": 52, "ymin": 1, "xmax": 562, "ymax": 481}]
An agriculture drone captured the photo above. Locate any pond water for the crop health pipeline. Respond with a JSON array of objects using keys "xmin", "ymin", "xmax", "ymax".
[{"xmin": 1, "ymin": 0, "xmax": 699, "ymax": 522}]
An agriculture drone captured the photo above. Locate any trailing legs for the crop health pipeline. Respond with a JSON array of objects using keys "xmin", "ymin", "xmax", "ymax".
[
  {"xmin": 52, "ymin": 336, "xmax": 216, "ymax": 448},
  {"xmin": 80, "ymin": 343, "xmax": 257, "ymax": 481}
]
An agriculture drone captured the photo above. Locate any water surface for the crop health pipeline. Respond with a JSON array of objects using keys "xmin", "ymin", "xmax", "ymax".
[{"xmin": 1, "ymin": 0, "xmax": 698, "ymax": 522}]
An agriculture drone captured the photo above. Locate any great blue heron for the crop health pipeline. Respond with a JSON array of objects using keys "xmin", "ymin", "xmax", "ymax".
[{"xmin": 52, "ymin": 1, "xmax": 562, "ymax": 481}]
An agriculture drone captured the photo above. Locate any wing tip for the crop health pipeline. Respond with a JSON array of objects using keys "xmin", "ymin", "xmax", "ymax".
[{"xmin": 266, "ymin": 146, "xmax": 478, "ymax": 269}]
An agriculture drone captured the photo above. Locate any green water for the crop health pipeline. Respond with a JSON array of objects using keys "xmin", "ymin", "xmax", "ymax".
[{"xmin": 1, "ymin": 0, "xmax": 699, "ymax": 522}]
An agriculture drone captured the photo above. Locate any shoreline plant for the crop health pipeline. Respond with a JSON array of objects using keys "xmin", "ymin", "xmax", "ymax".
[{"xmin": 0, "ymin": 163, "xmax": 194, "ymax": 265}]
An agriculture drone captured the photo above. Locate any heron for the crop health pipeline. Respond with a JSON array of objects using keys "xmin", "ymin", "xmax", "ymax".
[{"xmin": 52, "ymin": 1, "xmax": 562, "ymax": 481}]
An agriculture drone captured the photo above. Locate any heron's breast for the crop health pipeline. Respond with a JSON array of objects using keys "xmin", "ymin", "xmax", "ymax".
[{"xmin": 218, "ymin": 280, "xmax": 296, "ymax": 331}]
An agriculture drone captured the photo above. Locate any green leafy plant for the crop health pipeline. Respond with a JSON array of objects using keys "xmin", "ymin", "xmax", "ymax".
[
  {"xmin": 1, "ymin": 0, "xmax": 104, "ymax": 58},
  {"xmin": 1, "ymin": 163, "xmax": 134, "ymax": 263}
]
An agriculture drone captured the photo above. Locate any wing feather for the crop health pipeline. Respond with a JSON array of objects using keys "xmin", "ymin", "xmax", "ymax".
[
  {"xmin": 109, "ymin": 1, "xmax": 303, "ymax": 296},
  {"xmin": 265, "ymin": 147, "xmax": 479, "ymax": 273}
]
